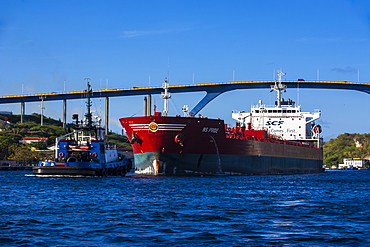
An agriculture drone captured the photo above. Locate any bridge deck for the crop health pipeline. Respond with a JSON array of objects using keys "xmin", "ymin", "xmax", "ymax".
[{"xmin": 1, "ymin": 80, "xmax": 370, "ymax": 115}]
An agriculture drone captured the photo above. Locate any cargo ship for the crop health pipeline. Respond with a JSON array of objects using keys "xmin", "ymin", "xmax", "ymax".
[
  {"xmin": 33, "ymin": 82, "xmax": 130, "ymax": 177},
  {"xmin": 119, "ymin": 71, "xmax": 323, "ymax": 175}
]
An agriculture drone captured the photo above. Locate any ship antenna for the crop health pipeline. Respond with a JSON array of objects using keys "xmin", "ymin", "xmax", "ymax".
[
  {"xmin": 160, "ymin": 78, "xmax": 171, "ymax": 116},
  {"xmin": 271, "ymin": 69, "xmax": 287, "ymax": 107},
  {"xmin": 84, "ymin": 78, "xmax": 93, "ymax": 129}
]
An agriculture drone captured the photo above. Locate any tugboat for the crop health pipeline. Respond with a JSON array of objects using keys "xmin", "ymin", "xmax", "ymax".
[
  {"xmin": 33, "ymin": 81, "xmax": 130, "ymax": 177},
  {"xmin": 120, "ymin": 71, "xmax": 323, "ymax": 175}
]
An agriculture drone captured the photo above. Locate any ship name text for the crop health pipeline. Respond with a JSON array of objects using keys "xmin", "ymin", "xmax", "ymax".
[{"xmin": 202, "ymin": 127, "xmax": 219, "ymax": 133}]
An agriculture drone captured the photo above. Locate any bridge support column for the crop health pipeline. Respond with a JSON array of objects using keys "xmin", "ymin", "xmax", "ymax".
[
  {"xmin": 105, "ymin": 97, "xmax": 109, "ymax": 135},
  {"xmin": 189, "ymin": 91, "xmax": 224, "ymax": 116},
  {"xmin": 20, "ymin": 102, "xmax": 25, "ymax": 123},
  {"xmin": 62, "ymin": 99, "xmax": 67, "ymax": 128},
  {"xmin": 144, "ymin": 97, "xmax": 148, "ymax": 116}
]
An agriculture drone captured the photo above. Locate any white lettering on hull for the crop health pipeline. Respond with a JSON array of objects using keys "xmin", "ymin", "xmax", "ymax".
[{"xmin": 202, "ymin": 127, "xmax": 219, "ymax": 133}]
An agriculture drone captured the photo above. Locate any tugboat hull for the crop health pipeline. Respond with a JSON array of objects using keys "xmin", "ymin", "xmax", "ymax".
[
  {"xmin": 32, "ymin": 166, "xmax": 97, "ymax": 176},
  {"xmin": 33, "ymin": 161, "xmax": 129, "ymax": 177},
  {"xmin": 33, "ymin": 81, "xmax": 130, "ymax": 177}
]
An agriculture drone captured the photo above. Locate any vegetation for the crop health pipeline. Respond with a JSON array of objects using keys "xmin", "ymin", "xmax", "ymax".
[
  {"xmin": 4, "ymin": 113, "xmax": 370, "ymax": 168},
  {"xmin": 324, "ymin": 133, "xmax": 370, "ymax": 168},
  {"xmin": 0, "ymin": 113, "xmax": 131, "ymax": 165},
  {"xmin": 106, "ymin": 132, "xmax": 132, "ymax": 148}
]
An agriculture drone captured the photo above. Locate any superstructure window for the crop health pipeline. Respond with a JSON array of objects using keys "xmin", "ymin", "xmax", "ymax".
[{"xmin": 255, "ymin": 110, "xmax": 259, "ymax": 113}]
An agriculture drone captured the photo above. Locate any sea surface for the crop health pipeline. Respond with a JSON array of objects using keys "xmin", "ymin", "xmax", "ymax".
[{"xmin": 1, "ymin": 170, "xmax": 370, "ymax": 246}]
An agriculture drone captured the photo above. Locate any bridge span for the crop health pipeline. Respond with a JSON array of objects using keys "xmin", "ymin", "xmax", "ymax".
[{"xmin": 1, "ymin": 80, "xmax": 369, "ymax": 132}]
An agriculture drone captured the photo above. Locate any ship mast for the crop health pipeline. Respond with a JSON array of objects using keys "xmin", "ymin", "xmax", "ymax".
[
  {"xmin": 160, "ymin": 78, "xmax": 171, "ymax": 116},
  {"xmin": 85, "ymin": 79, "xmax": 93, "ymax": 129},
  {"xmin": 271, "ymin": 70, "xmax": 287, "ymax": 107}
]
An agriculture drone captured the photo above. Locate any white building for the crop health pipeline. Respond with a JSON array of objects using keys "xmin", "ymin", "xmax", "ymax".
[{"xmin": 338, "ymin": 158, "xmax": 367, "ymax": 169}]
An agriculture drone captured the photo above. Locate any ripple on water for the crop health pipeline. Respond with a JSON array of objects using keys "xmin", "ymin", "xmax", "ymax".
[{"xmin": 1, "ymin": 170, "xmax": 370, "ymax": 246}]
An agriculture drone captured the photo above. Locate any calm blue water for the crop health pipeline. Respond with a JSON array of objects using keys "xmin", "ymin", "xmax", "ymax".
[{"xmin": 1, "ymin": 170, "xmax": 370, "ymax": 246}]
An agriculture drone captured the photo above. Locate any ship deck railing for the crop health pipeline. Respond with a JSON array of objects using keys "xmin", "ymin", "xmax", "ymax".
[{"xmin": 224, "ymin": 126, "xmax": 320, "ymax": 149}]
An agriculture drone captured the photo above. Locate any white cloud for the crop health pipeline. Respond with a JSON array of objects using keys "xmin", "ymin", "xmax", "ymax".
[{"xmin": 332, "ymin": 66, "xmax": 358, "ymax": 74}]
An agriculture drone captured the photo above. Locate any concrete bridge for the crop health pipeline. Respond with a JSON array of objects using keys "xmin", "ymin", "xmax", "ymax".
[{"xmin": 1, "ymin": 80, "xmax": 370, "ymax": 133}]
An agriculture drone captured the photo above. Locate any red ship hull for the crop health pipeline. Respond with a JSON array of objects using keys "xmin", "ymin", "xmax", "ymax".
[{"xmin": 119, "ymin": 116, "xmax": 323, "ymax": 175}]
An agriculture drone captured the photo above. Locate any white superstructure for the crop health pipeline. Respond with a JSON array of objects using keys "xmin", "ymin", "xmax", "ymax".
[{"xmin": 232, "ymin": 71, "xmax": 321, "ymax": 142}]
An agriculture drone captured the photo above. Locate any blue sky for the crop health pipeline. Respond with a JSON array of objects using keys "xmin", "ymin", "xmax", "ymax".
[{"xmin": 1, "ymin": 0, "xmax": 370, "ymax": 140}]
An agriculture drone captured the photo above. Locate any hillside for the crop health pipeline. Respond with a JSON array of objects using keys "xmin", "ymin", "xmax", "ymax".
[
  {"xmin": 0, "ymin": 113, "xmax": 131, "ymax": 164},
  {"xmin": 3, "ymin": 113, "xmax": 368, "ymax": 168},
  {"xmin": 324, "ymin": 133, "xmax": 370, "ymax": 168},
  {"xmin": 1, "ymin": 113, "xmax": 63, "ymax": 126}
]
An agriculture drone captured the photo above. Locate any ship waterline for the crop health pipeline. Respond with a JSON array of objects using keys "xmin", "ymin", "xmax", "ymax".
[
  {"xmin": 120, "ymin": 72, "xmax": 323, "ymax": 176},
  {"xmin": 120, "ymin": 116, "xmax": 323, "ymax": 176},
  {"xmin": 133, "ymin": 152, "xmax": 323, "ymax": 175}
]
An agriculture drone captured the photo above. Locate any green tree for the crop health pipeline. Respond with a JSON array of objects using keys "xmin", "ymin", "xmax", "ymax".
[
  {"xmin": 0, "ymin": 132, "xmax": 22, "ymax": 159},
  {"xmin": 26, "ymin": 141, "xmax": 47, "ymax": 150},
  {"xmin": 8, "ymin": 145, "xmax": 49, "ymax": 165},
  {"xmin": 106, "ymin": 133, "xmax": 131, "ymax": 149},
  {"xmin": 324, "ymin": 133, "xmax": 370, "ymax": 168},
  {"xmin": 0, "ymin": 113, "xmax": 133, "ymax": 163}
]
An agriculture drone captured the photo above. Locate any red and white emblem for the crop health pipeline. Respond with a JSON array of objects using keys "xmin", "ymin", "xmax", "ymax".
[{"xmin": 148, "ymin": 122, "xmax": 158, "ymax": 132}]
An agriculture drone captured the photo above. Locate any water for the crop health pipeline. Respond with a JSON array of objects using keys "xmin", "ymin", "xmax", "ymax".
[{"xmin": 1, "ymin": 170, "xmax": 370, "ymax": 246}]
